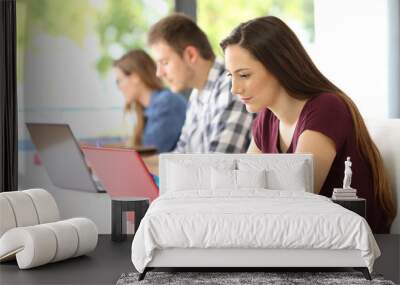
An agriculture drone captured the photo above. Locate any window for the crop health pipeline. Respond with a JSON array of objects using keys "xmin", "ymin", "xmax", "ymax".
[
  {"xmin": 197, "ymin": 0, "xmax": 314, "ymax": 57},
  {"xmin": 198, "ymin": 0, "xmax": 392, "ymax": 118},
  {"xmin": 311, "ymin": 0, "xmax": 390, "ymax": 118},
  {"xmin": 17, "ymin": 0, "xmax": 173, "ymax": 187}
]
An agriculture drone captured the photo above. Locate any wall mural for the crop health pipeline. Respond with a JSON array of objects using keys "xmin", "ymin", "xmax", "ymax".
[
  {"xmin": 17, "ymin": 0, "xmax": 173, "ymax": 150},
  {"xmin": 17, "ymin": 0, "xmax": 172, "ymax": 185}
]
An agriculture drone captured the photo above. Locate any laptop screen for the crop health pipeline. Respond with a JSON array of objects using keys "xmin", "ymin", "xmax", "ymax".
[
  {"xmin": 81, "ymin": 146, "xmax": 159, "ymax": 201},
  {"xmin": 26, "ymin": 123, "xmax": 99, "ymax": 192}
]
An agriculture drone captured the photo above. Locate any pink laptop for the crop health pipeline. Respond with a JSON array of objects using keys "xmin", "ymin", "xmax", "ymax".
[{"xmin": 81, "ymin": 146, "xmax": 159, "ymax": 201}]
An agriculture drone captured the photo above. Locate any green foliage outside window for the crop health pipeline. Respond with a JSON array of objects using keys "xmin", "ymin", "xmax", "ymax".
[
  {"xmin": 16, "ymin": 0, "xmax": 95, "ymax": 81},
  {"xmin": 16, "ymin": 0, "xmax": 311, "ymax": 78},
  {"xmin": 198, "ymin": 0, "xmax": 314, "ymax": 57},
  {"xmin": 95, "ymin": 0, "xmax": 173, "ymax": 75},
  {"xmin": 16, "ymin": 0, "xmax": 173, "ymax": 79},
  {"xmin": 17, "ymin": 0, "xmax": 94, "ymax": 46}
]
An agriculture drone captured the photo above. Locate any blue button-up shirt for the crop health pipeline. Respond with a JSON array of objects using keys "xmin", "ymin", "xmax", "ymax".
[{"xmin": 143, "ymin": 90, "xmax": 187, "ymax": 153}]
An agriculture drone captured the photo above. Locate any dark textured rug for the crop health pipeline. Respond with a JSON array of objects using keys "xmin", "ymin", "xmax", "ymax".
[{"xmin": 116, "ymin": 271, "xmax": 396, "ymax": 285}]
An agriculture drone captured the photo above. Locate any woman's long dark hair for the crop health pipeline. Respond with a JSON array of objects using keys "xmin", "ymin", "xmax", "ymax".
[
  {"xmin": 221, "ymin": 16, "xmax": 396, "ymax": 226},
  {"xmin": 113, "ymin": 49, "xmax": 163, "ymax": 147}
]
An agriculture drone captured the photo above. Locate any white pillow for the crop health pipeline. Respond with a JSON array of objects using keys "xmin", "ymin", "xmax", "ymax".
[
  {"xmin": 167, "ymin": 162, "xmax": 210, "ymax": 191},
  {"xmin": 211, "ymin": 169, "xmax": 267, "ymax": 190},
  {"xmin": 237, "ymin": 159, "xmax": 309, "ymax": 192},
  {"xmin": 266, "ymin": 162, "xmax": 307, "ymax": 191},
  {"xmin": 236, "ymin": 169, "xmax": 267, "ymax": 189},
  {"xmin": 211, "ymin": 168, "xmax": 236, "ymax": 190}
]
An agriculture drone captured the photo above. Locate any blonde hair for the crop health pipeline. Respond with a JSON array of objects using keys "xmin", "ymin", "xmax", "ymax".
[{"xmin": 114, "ymin": 49, "xmax": 163, "ymax": 147}]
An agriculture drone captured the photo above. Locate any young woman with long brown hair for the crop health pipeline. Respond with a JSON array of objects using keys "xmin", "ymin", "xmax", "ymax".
[
  {"xmin": 113, "ymin": 49, "xmax": 187, "ymax": 153},
  {"xmin": 221, "ymin": 16, "xmax": 396, "ymax": 233}
]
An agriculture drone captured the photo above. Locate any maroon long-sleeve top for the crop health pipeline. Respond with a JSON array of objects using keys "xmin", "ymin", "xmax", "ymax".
[{"xmin": 252, "ymin": 92, "xmax": 389, "ymax": 233}]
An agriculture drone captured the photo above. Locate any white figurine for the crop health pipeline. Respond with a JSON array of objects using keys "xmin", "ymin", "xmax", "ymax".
[{"xmin": 342, "ymin": 157, "xmax": 352, "ymax": 189}]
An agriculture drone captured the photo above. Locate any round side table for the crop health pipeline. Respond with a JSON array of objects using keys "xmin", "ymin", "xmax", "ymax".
[{"xmin": 111, "ymin": 197, "xmax": 149, "ymax": 242}]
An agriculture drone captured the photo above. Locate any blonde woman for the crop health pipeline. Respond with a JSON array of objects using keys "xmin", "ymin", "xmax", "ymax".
[{"xmin": 113, "ymin": 49, "xmax": 187, "ymax": 153}]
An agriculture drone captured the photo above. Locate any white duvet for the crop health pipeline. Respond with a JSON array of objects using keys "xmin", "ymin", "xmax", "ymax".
[{"xmin": 131, "ymin": 190, "xmax": 380, "ymax": 273}]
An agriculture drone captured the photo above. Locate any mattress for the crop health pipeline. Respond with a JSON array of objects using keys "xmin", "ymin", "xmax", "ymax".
[{"xmin": 131, "ymin": 190, "xmax": 380, "ymax": 273}]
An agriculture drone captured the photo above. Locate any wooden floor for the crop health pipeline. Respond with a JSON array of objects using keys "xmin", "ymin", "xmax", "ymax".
[{"xmin": 0, "ymin": 235, "xmax": 398, "ymax": 285}]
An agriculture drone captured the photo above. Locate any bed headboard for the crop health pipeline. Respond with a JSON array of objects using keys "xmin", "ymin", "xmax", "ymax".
[
  {"xmin": 366, "ymin": 119, "xmax": 400, "ymax": 234},
  {"xmin": 159, "ymin": 153, "xmax": 314, "ymax": 195}
]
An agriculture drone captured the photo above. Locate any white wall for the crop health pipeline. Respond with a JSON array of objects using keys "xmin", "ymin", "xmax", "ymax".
[
  {"xmin": 312, "ymin": 0, "xmax": 389, "ymax": 119},
  {"xmin": 18, "ymin": 5, "xmax": 131, "ymax": 232},
  {"xmin": 388, "ymin": 0, "xmax": 400, "ymax": 117},
  {"xmin": 17, "ymin": 0, "xmax": 172, "ymax": 232},
  {"xmin": 17, "ymin": 27, "xmax": 121, "ymax": 233}
]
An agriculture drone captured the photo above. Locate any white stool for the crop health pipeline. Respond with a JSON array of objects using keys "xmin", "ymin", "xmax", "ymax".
[{"xmin": 0, "ymin": 189, "xmax": 98, "ymax": 269}]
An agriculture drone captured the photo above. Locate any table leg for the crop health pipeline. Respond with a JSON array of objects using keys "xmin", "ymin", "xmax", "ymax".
[
  {"xmin": 112, "ymin": 200, "xmax": 126, "ymax": 241},
  {"xmin": 134, "ymin": 201, "xmax": 149, "ymax": 234}
]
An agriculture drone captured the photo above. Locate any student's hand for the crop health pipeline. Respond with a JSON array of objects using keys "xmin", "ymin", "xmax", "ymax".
[
  {"xmin": 141, "ymin": 154, "xmax": 159, "ymax": 176},
  {"xmin": 247, "ymin": 139, "xmax": 262, "ymax": 153}
]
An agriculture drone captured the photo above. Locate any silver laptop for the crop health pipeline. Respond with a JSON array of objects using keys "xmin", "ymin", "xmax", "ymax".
[{"xmin": 26, "ymin": 123, "xmax": 106, "ymax": 193}]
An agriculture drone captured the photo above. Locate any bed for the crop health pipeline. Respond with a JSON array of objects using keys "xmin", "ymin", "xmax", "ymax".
[{"xmin": 131, "ymin": 154, "xmax": 380, "ymax": 281}]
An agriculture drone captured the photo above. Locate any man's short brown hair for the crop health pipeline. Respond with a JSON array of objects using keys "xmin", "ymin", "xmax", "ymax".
[{"xmin": 148, "ymin": 13, "xmax": 215, "ymax": 61}]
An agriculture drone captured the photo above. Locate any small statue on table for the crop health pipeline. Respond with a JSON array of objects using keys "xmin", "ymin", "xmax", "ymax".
[
  {"xmin": 332, "ymin": 157, "xmax": 357, "ymax": 199},
  {"xmin": 343, "ymin": 156, "xmax": 353, "ymax": 189}
]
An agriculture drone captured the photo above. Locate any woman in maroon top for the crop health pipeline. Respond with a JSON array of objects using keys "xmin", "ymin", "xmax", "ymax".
[{"xmin": 220, "ymin": 16, "xmax": 396, "ymax": 233}]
